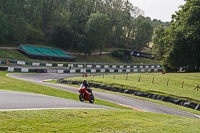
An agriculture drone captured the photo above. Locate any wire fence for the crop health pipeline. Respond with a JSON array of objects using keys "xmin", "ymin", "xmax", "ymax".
[{"xmin": 87, "ymin": 73, "xmax": 200, "ymax": 91}]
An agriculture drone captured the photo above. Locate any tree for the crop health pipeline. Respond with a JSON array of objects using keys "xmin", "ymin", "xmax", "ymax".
[
  {"xmin": 152, "ymin": 24, "xmax": 166, "ymax": 60},
  {"xmin": 12, "ymin": 17, "xmax": 28, "ymax": 43},
  {"xmin": 86, "ymin": 13, "xmax": 111, "ymax": 55},
  {"xmin": 69, "ymin": 0, "xmax": 91, "ymax": 50},
  {"xmin": 0, "ymin": 0, "xmax": 153, "ymax": 53},
  {"xmin": 0, "ymin": 11, "xmax": 8, "ymax": 43},
  {"xmin": 152, "ymin": 19, "xmax": 170, "ymax": 28},
  {"xmin": 134, "ymin": 16, "xmax": 153, "ymax": 50},
  {"xmin": 153, "ymin": 0, "xmax": 200, "ymax": 72},
  {"xmin": 51, "ymin": 26, "xmax": 73, "ymax": 49}
]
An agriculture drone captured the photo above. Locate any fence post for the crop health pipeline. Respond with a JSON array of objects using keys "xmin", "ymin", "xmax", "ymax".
[
  {"xmin": 182, "ymin": 81, "xmax": 184, "ymax": 88},
  {"xmin": 126, "ymin": 73, "xmax": 128, "ymax": 80},
  {"xmin": 138, "ymin": 76, "xmax": 141, "ymax": 82},
  {"xmin": 152, "ymin": 77, "xmax": 154, "ymax": 83},
  {"xmin": 113, "ymin": 74, "xmax": 115, "ymax": 79}
]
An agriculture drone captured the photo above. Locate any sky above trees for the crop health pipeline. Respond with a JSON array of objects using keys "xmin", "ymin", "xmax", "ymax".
[{"xmin": 130, "ymin": 0, "xmax": 186, "ymax": 22}]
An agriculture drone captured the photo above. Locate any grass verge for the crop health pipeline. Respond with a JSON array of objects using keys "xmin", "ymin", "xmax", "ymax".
[{"xmin": 0, "ymin": 109, "xmax": 200, "ymax": 132}]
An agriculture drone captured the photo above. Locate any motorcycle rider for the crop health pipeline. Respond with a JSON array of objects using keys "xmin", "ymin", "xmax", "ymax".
[{"xmin": 79, "ymin": 79, "xmax": 92, "ymax": 94}]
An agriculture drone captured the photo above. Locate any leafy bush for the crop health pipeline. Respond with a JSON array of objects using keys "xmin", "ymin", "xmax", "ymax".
[{"xmin": 112, "ymin": 50, "xmax": 124, "ymax": 59}]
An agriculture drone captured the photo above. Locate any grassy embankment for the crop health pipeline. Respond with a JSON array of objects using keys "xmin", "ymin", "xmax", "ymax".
[
  {"xmin": 0, "ymin": 49, "xmax": 30, "ymax": 60},
  {"xmin": 0, "ymin": 49, "xmax": 160, "ymax": 64},
  {"xmin": 0, "ymin": 71, "xmax": 200, "ymax": 132},
  {"xmin": 75, "ymin": 54, "xmax": 159, "ymax": 64}
]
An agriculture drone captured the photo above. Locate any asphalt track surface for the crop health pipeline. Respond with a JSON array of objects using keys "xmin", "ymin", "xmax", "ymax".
[
  {"xmin": 0, "ymin": 90, "xmax": 114, "ymax": 111},
  {"xmin": 4, "ymin": 73, "xmax": 200, "ymax": 118}
]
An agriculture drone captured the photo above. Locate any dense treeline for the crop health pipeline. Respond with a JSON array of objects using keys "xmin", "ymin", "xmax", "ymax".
[
  {"xmin": 0, "ymin": 0, "xmax": 154, "ymax": 55},
  {"xmin": 152, "ymin": 19, "xmax": 170, "ymax": 28},
  {"xmin": 153, "ymin": 0, "xmax": 200, "ymax": 72}
]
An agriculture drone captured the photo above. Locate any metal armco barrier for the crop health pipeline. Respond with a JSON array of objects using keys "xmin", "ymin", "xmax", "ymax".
[
  {"xmin": 0, "ymin": 59, "xmax": 162, "ymax": 69},
  {"xmin": 57, "ymin": 68, "xmax": 162, "ymax": 73},
  {"xmin": 1, "ymin": 67, "xmax": 48, "ymax": 73}
]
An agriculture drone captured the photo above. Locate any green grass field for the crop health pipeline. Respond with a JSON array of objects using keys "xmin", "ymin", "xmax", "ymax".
[
  {"xmin": 1, "ymin": 109, "xmax": 200, "ymax": 132},
  {"xmin": 67, "ymin": 73, "xmax": 200, "ymax": 104}
]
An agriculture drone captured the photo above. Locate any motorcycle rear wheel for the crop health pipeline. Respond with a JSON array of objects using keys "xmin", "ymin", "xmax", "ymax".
[{"xmin": 79, "ymin": 93, "xmax": 84, "ymax": 102}]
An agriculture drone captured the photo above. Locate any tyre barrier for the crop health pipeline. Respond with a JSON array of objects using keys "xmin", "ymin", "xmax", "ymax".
[{"xmin": 57, "ymin": 79, "xmax": 200, "ymax": 111}]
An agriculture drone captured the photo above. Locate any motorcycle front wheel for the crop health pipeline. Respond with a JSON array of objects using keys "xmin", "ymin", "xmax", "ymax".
[
  {"xmin": 89, "ymin": 95, "xmax": 94, "ymax": 103},
  {"xmin": 79, "ymin": 93, "xmax": 84, "ymax": 102}
]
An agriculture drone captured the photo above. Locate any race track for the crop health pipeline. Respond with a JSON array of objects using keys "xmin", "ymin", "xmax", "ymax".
[
  {"xmin": 0, "ymin": 90, "xmax": 115, "ymax": 111},
  {"xmin": 5, "ymin": 73, "xmax": 200, "ymax": 118}
]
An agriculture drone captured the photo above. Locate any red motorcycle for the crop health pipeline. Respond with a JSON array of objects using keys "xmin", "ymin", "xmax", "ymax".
[{"xmin": 78, "ymin": 87, "xmax": 94, "ymax": 103}]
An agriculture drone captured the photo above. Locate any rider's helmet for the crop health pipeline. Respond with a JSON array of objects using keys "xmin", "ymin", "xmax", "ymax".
[{"xmin": 83, "ymin": 79, "xmax": 87, "ymax": 84}]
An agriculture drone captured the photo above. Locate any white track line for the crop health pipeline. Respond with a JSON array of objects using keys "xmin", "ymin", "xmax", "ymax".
[{"xmin": 0, "ymin": 108, "xmax": 114, "ymax": 112}]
